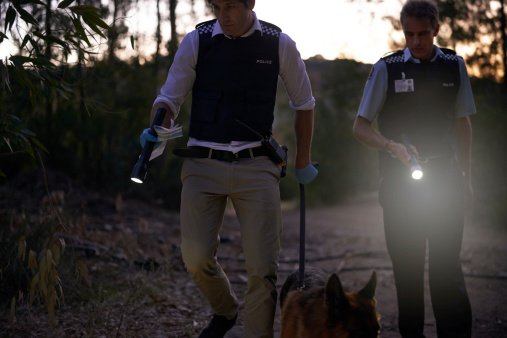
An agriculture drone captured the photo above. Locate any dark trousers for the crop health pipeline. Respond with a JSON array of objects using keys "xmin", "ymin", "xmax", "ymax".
[{"xmin": 379, "ymin": 158, "xmax": 472, "ymax": 338}]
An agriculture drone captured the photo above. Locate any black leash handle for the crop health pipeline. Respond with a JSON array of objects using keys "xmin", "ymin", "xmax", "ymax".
[
  {"xmin": 296, "ymin": 162, "xmax": 319, "ymax": 289},
  {"xmin": 298, "ymin": 183, "xmax": 306, "ymax": 289}
]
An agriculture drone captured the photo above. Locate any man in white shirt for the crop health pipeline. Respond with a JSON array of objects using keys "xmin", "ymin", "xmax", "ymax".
[{"xmin": 140, "ymin": 0, "xmax": 317, "ymax": 337}]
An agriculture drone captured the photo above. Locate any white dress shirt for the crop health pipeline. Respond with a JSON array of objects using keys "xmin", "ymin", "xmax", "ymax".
[{"xmin": 153, "ymin": 12, "xmax": 315, "ymax": 152}]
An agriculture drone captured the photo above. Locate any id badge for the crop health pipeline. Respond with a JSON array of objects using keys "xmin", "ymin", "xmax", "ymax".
[{"xmin": 395, "ymin": 78, "xmax": 414, "ymax": 93}]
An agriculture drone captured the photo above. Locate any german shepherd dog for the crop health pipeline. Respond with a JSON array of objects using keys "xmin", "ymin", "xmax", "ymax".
[{"xmin": 279, "ymin": 266, "xmax": 380, "ymax": 338}]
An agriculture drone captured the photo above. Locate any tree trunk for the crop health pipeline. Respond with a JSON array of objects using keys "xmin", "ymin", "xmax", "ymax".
[
  {"xmin": 153, "ymin": 0, "xmax": 162, "ymax": 92},
  {"xmin": 108, "ymin": 0, "xmax": 119, "ymax": 62},
  {"xmin": 168, "ymin": 0, "xmax": 178, "ymax": 64},
  {"xmin": 500, "ymin": 0, "xmax": 506, "ymax": 86},
  {"xmin": 45, "ymin": 0, "xmax": 53, "ymax": 140},
  {"xmin": 155, "ymin": 0, "xmax": 162, "ymax": 61}
]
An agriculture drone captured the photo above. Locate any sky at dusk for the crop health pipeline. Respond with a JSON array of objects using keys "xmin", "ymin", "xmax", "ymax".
[
  {"xmin": 1, "ymin": 0, "xmax": 405, "ymax": 64},
  {"xmin": 121, "ymin": 0, "xmax": 405, "ymax": 64},
  {"xmin": 254, "ymin": 0, "xmax": 403, "ymax": 62}
]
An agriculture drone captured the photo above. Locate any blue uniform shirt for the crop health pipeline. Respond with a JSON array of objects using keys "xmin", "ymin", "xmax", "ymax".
[{"xmin": 357, "ymin": 47, "xmax": 476, "ymax": 122}]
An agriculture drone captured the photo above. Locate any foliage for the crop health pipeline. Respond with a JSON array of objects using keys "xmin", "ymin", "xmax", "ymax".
[
  {"xmin": 0, "ymin": 0, "xmax": 108, "ymax": 325},
  {"xmin": 437, "ymin": 0, "xmax": 506, "ymax": 83},
  {"xmin": 3, "ymin": 54, "xmax": 506, "ymax": 214},
  {"xmin": 306, "ymin": 58, "xmax": 379, "ymax": 203},
  {"xmin": 1, "ymin": 188, "xmax": 67, "ymax": 326},
  {"xmin": 1, "ymin": 0, "xmax": 507, "ymax": 328},
  {"xmin": 469, "ymin": 77, "xmax": 507, "ymax": 224},
  {"xmin": 383, "ymin": 0, "xmax": 506, "ymax": 83},
  {"xmin": 0, "ymin": 0, "xmax": 109, "ymax": 177}
]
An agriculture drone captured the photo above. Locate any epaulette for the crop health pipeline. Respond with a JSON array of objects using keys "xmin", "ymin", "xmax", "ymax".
[
  {"xmin": 382, "ymin": 50, "xmax": 404, "ymax": 64},
  {"xmin": 439, "ymin": 47, "xmax": 459, "ymax": 61},
  {"xmin": 440, "ymin": 47, "xmax": 456, "ymax": 55},
  {"xmin": 259, "ymin": 20, "xmax": 281, "ymax": 37},
  {"xmin": 196, "ymin": 19, "xmax": 216, "ymax": 35}
]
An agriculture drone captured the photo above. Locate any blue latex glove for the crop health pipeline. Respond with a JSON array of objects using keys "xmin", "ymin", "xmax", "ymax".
[
  {"xmin": 139, "ymin": 128, "xmax": 160, "ymax": 148},
  {"xmin": 295, "ymin": 163, "xmax": 318, "ymax": 184}
]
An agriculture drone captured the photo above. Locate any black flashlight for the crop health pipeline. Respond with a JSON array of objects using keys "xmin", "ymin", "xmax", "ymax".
[{"xmin": 130, "ymin": 108, "xmax": 167, "ymax": 184}]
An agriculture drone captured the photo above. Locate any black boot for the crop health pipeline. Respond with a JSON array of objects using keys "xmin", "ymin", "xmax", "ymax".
[{"xmin": 198, "ymin": 314, "xmax": 237, "ymax": 338}]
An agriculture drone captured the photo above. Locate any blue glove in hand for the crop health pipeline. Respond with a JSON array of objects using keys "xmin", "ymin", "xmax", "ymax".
[
  {"xmin": 295, "ymin": 163, "xmax": 318, "ymax": 184},
  {"xmin": 139, "ymin": 128, "xmax": 160, "ymax": 148}
]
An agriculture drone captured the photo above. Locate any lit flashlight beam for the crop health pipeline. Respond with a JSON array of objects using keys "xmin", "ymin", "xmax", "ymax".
[{"xmin": 401, "ymin": 133, "xmax": 423, "ymax": 180}]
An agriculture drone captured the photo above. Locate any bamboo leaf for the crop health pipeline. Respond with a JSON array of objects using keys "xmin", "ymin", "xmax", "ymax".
[
  {"xmin": 22, "ymin": 0, "xmax": 45, "ymax": 5},
  {"xmin": 81, "ymin": 17, "xmax": 106, "ymax": 38},
  {"xmin": 76, "ymin": 259, "xmax": 91, "ymax": 286},
  {"xmin": 3, "ymin": 137, "xmax": 13, "ymax": 152},
  {"xmin": 12, "ymin": 3, "xmax": 38, "ymax": 26},
  {"xmin": 83, "ymin": 12, "xmax": 109, "ymax": 30},
  {"xmin": 59, "ymin": 238, "xmax": 66, "ymax": 252},
  {"xmin": 9, "ymin": 297, "xmax": 16, "ymax": 324},
  {"xmin": 17, "ymin": 236, "xmax": 26, "ymax": 261},
  {"xmin": 9, "ymin": 55, "xmax": 33, "ymax": 66},
  {"xmin": 39, "ymin": 256, "xmax": 48, "ymax": 296},
  {"xmin": 57, "ymin": 0, "xmax": 75, "ymax": 9},
  {"xmin": 28, "ymin": 250, "xmax": 38, "ymax": 271},
  {"xmin": 0, "ymin": 32, "xmax": 8, "ymax": 43},
  {"xmin": 50, "ymin": 242, "xmax": 61, "ymax": 265},
  {"xmin": 29, "ymin": 273, "xmax": 39, "ymax": 305},
  {"xmin": 5, "ymin": 6, "xmax": 17, "ymax": 32},
  {"xmin": 71, "ymin": 18, "xmax": 91, "ymax": 47},
  {"xmin": 20, "ymin": 34, "xmax": 30, "ymax": 49},
  {"xmin": 47, "ymin": 289, "xmax": 56, "ymax": 326},
  {"xmin": 46, "ymin": 249, "xmax": 54, "ymax": 267},
  {"xmin": 32, "ymin": 32, "xmax": 71, "ymax": 54},
  {"xmin": 68, "ymin": 5, "xmax": 98, "ymax": 16}
]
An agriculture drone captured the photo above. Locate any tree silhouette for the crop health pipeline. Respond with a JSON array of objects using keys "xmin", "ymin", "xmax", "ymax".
[
  {"xmin": 382, "ymin": 0, "xmax": 506, "ymax": 84},
  {"xmin": 0, "ymin": 0, "xmax": 109, "ymax": 178}
]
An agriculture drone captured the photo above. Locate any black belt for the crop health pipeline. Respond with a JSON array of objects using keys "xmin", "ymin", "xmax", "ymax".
[{"xmin": 173, "ymin": 146, "xmax": 269, "ymax": 162}]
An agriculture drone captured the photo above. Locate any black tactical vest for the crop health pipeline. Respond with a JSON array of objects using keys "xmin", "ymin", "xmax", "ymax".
[
  {"xmin": 378, "ymin": 49, "xmax": 460, "ymax": 173},
  {"xmin": 189, "ymin": 19, "xmax": 280, "ymax": 142}
]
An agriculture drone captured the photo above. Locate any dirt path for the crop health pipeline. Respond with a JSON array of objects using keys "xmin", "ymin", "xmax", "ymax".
[
  {"xmin": 220, "ymin": 193, "xmax": 507, "ymax": 337},
  {"xmin": 2, "ymin": 189, "xmax": 506, "ymax": 337}
]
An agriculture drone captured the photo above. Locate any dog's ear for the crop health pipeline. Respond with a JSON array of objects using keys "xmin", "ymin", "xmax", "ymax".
[
  {"xmin": 326, "ymin": 273, "xmax": 349, "ymax": 327},
  {"xmin": 358, "ymin": 271, "xmax": 377, "ymax": 299}
]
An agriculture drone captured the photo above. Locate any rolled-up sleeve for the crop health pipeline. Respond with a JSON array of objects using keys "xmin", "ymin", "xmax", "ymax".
[
  {"xmin": 278, "ymin": 33, "xmax": 315, "ymax": 111},
  {"xmin": 153, "ymin": 31, "xmax": 199, "ymax": 119}
]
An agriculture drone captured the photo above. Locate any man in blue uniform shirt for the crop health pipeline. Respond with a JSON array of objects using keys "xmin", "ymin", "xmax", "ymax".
[
  {"xmin": 140, "ymin": 0, "xmax": 318, "ymax": 337},
  {"xmin": 352, "ymin": 1, "xmax": 475, "ymax": 337}
]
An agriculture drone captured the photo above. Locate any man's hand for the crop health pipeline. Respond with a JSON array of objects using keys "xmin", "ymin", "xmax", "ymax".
[
  {"xmin": 386, "ymin": 141, "xmax": 418, "ymax": 169},
  {"xmin": 295, "ymin": 163, "xmax": 318, "ymax": 184},
  {"xmin": 139, "ymin": 128, "xmax": 160, "ymax": 149}
]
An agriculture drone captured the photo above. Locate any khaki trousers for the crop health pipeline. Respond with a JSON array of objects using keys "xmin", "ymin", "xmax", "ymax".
[{"xmin": 180, "ymin": 157, "xmax": 282, "ymax": 338}]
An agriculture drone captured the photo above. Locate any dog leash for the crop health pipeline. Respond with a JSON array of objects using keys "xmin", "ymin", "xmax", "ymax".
[
  {"xmin": 298, "ymin": 182, "xmax": 306, "ymax": 289},
  {"xmin": 297, "ymin": 162, "xmax": 318, "ymax": 289}
]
